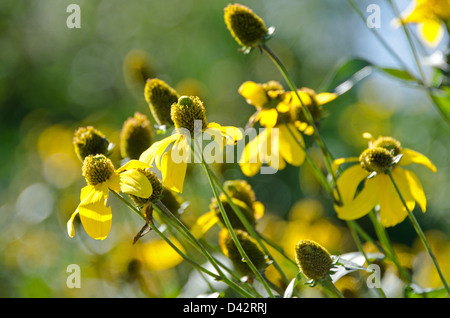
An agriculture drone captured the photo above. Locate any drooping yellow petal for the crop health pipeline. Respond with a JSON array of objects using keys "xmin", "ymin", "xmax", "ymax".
[
  {"xmin": 315, "ymin": 92, "xmax": 338, "ymax": 105},
  {"xmin": 335, "ymin": 165, "xmax": 369, "ymax": 204},
  {"xmin": 278, "ymin": 124, "xmax": 305, "ymax": 166},
  {"xmin": 139, "ymin": 134, "xmax": 179, "ymax": 167},
  {"xmin": 238, "ymin": 81, "xmax": 268, "ymax": 107},
  {"xmin": 80, "ymin": 184, "xmax": 109, "ymax": 205},
  {"xmin": 190, "ymin": 211, "xmax": 219, "ymax": 238},
  {"xmin": 67, "ymin": 210, "xmax": 79, "ymax": 238},
  {"xmin": 335, "ymin": 174, "xmax": 380, "ymax": 221},
  {"xmin": 239, "ymin": 130, "xmax": 264, "ymax": 177},
  {"xmin": 161, "ymin": 137, "xmax": 189, "ymax": 193},
  {"xmin": 400, "ymin": 148, "xmax": 437, "ymax": 172},
  {"xmin": 258, "ymin": 109, "xmax": 278, "ymax": 128},
  {"xmin": 119, "ymin": 169, "xmax": 153, "ymax": 198},
  {"xmin": 403, "ymin": 169, "xmax": 427, "ymax": 213},
  {"xmin": 261, "ymin": 127, "xmax": 285, "ymax": 172},
  {"xmin": 418, "ymin": 19, "xmax": 444, "ymax": 46},
  {"xmin": 116, "ymin": 159, "xmax": 151, "ymax": 173},
  {"xmin": 377, "ymin": 170, "xmax": 415, "ymax": 227}
]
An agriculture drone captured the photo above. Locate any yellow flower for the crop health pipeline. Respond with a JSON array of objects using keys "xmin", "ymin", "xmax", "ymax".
[
  {"xmin": 67, "ymin": 154, "xmax": 153, "ymax": 240},
  {"xmin": 139, "ymin": 96, "xmax": 242, "ymax": 193},
  {"xmin": 396, "ymin": 0, "xmax": 450, "ymax": 46},
  {"xmin": 238, "ymin": 81, "xmax": 314, "ymax": 176},
  {"xmin": 333, "ymin": 133, "xmax": 436, "ymax": 227}
]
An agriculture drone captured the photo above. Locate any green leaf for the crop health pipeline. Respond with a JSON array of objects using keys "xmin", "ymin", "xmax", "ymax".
[
  {"xmin": 378, "ymin": 67, "xmax": 417, "ymax": 82},
  {"xmin": 429, "ymin": 86, "xmax": 450, "ymax": 122},
  {"xmin": 283, "ymin": 271, "xmax": 302, "ymax": 298},
  {"xmin": 319, "ymin": 57, "xmax": 373, "ymax": 94},
  {"xmin": 404, "ymin": 284, "xmax": 448, "ymax": 298}
]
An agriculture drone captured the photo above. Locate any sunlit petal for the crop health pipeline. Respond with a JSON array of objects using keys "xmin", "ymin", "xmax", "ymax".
[
  {"xmin": 404, "ymin": 169, "xmax": 427, "ymax": 213},
  {"xmin": 418, "ymin": 19, "xmax": 444, "ymax": 46},
  {"xmin": 78, "ymin": 197, "xmax": 112, "ymax": 240},
  {"xmin": 335, "ymin": 165, "xmax": 369, "ymax": 204},
  {"xmin": 190, "ymin": 211, "xmax": 219, "ymax": 238},
  {"xmin": 334, "ymin": 176, "xmax": 380, "ymax": 221},
  {"xmin": 116, "ymin": 159, "xmax": 151, "ymax": 173},
  {"xmin": 400, "ymin": 148, "xmax": 437, "ymax": 172},
  {"xmin": 259, "ymin": 109, "xmax": 278, "ymax": 128},
  {"xmin": 238, "ymin": 81, "xmax": 268, "ymax": 107},
  {"xmin": 315, "ymin": 92, "xmax": 338, "ymax": 105},
  {"xmin": 67, "ymin": 210, "xmax": 79, "ymax": 238},
  {"xmin": 161, "ymin": 138, "xmax": 189, "ymax": 193},
  {"xmin": 278, "ymin": 124, "xmax": 305, "ymax": 166},
  {"xmin": 119, "ymin": 169, "xmax": 153, "ymax": 198}
]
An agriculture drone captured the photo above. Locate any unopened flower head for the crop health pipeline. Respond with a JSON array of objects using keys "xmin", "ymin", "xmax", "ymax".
[
  {"xmin": 223, "ymin": 179, "xmax": 257, "ymax": 210},
  {"xmin": 219, "ymin": 229, "xmax": 266, "ymax": 277},
  {"xmin": 73, "ymin": 126, "xmax": 111, "ymax": 162},
  {"xmin": 224, "ymin": 3, "xmax": 269, "ymax": 49},
  {"xmin": 144, "ymin": 78, "xmax": 179, "ymax": 126},
  {"xmin": 210, "ymin": 195, "xmax": 256, "ymax": 231},
  {"xmin": 120, "ymin": 112, "xmax": 153, "ymax": 159},
  {"xmin": 82, "ymin": 154, "xmax": 116, "ymax": 186},
  {"xmin": 290, "ymin": 88, "xmax": 324, "ymax": 124},
  {"xmin": 295, "ymin": 240, "xmax": 333, "ymax": 281},
  {"xmin": 128, "ymin": 168, "xmax": 164, "ymax": 205},
  {"xmin": 371, "ymin": 136, "xmax": 402, "ymax": 156},
  {"xmin": 171, "ymin": 95, "xmax": 208, "ymax": 134}
]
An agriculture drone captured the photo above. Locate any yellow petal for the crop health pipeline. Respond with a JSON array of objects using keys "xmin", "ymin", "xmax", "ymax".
[
  {"xmin": 278, "ymin": 124, "xmax": 305, "ymax": 166},
  {"xmin": 78, "ymin": 196, "xmax": 112, "ymax": 240},
  {"xmin": 206, "ymin": 122, "xmax": 243, "ymax": 146},
  {"xmin": 403, "ymin": 169, "xmax": 427, "ymax": 213},
  {"xmin": 335, "ymin": 165, "xmax": 369, "ymax": 204},
  {"xmin": 418, "ymin": 19, "xmax": 444, "ymax": 46},
  {"xmin": 80, "ymin": 184, "xmax": 109, "ymax": 205},
  {"xmin": 119, "ymin": 169, "xmax": 153, "ymax": 198},
  {"xmin": 332, "ymin": 157, "xmax": 359, "ymax": 174},
  {"xmin": 377, "ymin": 170, "xmax": 414, "ymax": 227},
  {"xmin": 400, "ymin": 148, "xmax": 437, "ymax": 172},
  {"xmin": 238, "ymin": 81, "xmax": 268, "ymax": 107},
  {"xmin": 161, "ymin": 137, "xmax": 189, "ymax": 193},
  {"xmin": 190, "ymin": 211, "xmax": 219, "ymax": 238},
  {"xmin": 116, "ymin": 159, "xmax": 151, "ymax": 173},
  {"xmin": 139, "ymin": 134, "xmax": 178, "ymax": 167},
  {"xmin": 334, "ymin": 176, "xmax": 380, "ymax": 221},
  {"xmin": 139, "ymin": 238, "xmax": 185, "ymax": 271},
  {"xmin": 252, "ymin": 201, "xmax": 265, "ymax": 220},
  {"xmin": 239, "ymin": 131, "xmax": 264, "ymax": 177},
  {"xmin": 67, "ymin": 210, "xmax": 79, "ymax": 238},
  {"xmin": 258, "ymin": 109, "xmax": 278, "ymax": 128},
  {"xmin": 261, "ymin": 127, "xmax": 285, "ymax": 172},
  {"xmin": 315, "ymin": 92, "xmax": 338, "ymax": 105}
]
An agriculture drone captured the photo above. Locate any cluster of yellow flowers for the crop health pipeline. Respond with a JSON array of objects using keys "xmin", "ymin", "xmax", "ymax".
[{"xmin": 66, "ymin": 2, "xmax": 449, "ymax": 298}]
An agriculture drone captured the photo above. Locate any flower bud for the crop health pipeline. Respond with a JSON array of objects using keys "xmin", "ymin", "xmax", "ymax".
[
  {"xmin": 144, "ymin": 78, "xmax": 179, "ymax": 126},
  {"xmin": 223, "ymin": 179, "xmax": 256, "ymax": 211},
  {"xmin": 210, "ymin": 196, "xmax": 256, "ymax": 231},
  {"xmin": 219, "ymin": 229, "xmax": 266, "ymax": 277},
  {"xmin": 73, "ymin": 126, "xmax": 111, "ymax": 162},
  {"xmin": 371, "ymin": 136, "xmax": 402, "ymax": 156},
  {"xmin": 224, "ymin": 3, "xmax": 268, "ymax": 49},
  {"xmin": 120, "ymin": 112, "xmax": 153, "ymax": 159},
  {"xmin": 295, "ymin": 240, "xmax": 333, "ymax": 281},
  {"xmin": 171, "ymin": 96, "xmax": 208, "ymax": 134}
]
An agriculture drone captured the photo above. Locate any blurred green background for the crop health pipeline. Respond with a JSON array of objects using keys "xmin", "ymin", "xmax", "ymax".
[{"xmin": 0, "ymin": 0, "xmax": 449, "ymax": 297}]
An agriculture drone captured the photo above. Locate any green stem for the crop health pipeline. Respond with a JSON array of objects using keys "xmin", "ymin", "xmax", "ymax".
[
  {"xmin": 200, "ymin": 154, "xmax": 275, "ymax": 298},
  {"xmin": 387, "ymin": 170, "xmax": 450, "ymax": 295},
  {"xmin": 109, "ymin": 189, "xmax": 222, "ymax": 281},
  {"xmin": 368, "ymin": 210, "xmax": 412, "ymax": 283},
  {"xmin": 321, "ymin": 276, "xmax": 345, "ymax": 298}
]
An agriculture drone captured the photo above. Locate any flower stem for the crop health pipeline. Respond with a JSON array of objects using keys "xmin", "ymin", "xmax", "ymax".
[
  {"xmin": 110, "ymin": 189, "xmax": 256, "ymax": 297},
  {"xmin": 200, "ymin": 154, "xmax": 275, "ymax": 298},
  {"xmin": 387, "ymin": 170, "xmax": 450, "ymax": 295},
  {"xmin": 368, "ymin": 210, "xmax": 412, "ymax": 284},
  {"xmin": 320, "ymin": 276, "xmax": 345, "ymax": 298}
]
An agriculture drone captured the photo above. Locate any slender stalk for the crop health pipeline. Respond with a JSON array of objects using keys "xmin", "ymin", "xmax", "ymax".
[
  {"xmin": 368, "ymin": 210, "xmax": 412, "ymax": 283},
  {"xmin": 200, "ymin": 154, "xmax": 275, "ymax": 298},
  {"xmin": 109, "ymin": 189, "xmax": 222, "ymax": 280},
  {"xmin": 321, "ymin": 276, "xmax": 345, "ymax": 298},
  {"xmin": 387, "ymin": 170, "xmax": 450, "ymax": 295},
  {"xmin": 110, "ymin": 189, "xmax": 256, "ymax": 298}
]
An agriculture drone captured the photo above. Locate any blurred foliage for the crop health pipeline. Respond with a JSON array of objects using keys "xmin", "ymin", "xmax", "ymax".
[{"xmin": 0, "ymin": 0, "xmax": 449, "ymax": 297}]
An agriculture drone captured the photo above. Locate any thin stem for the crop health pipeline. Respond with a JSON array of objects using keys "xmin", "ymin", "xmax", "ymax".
[
  {"xmin": 321, "ymin": 276, "xmax": 345, "ymax": 298},
  {"xmin": 368, "ymin": 210, "xmax": 412, "ymax": 283},
  {"xmin": 387, "ymin": 170, "xmax": 450, "ymax": 295},
  {"xmin": 109, "ymin": 190, "xmax": 222, "ymax": 281},
  {"xmin": 200, "ymin": 154, "xmax": 275, "ymax": 298}
]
